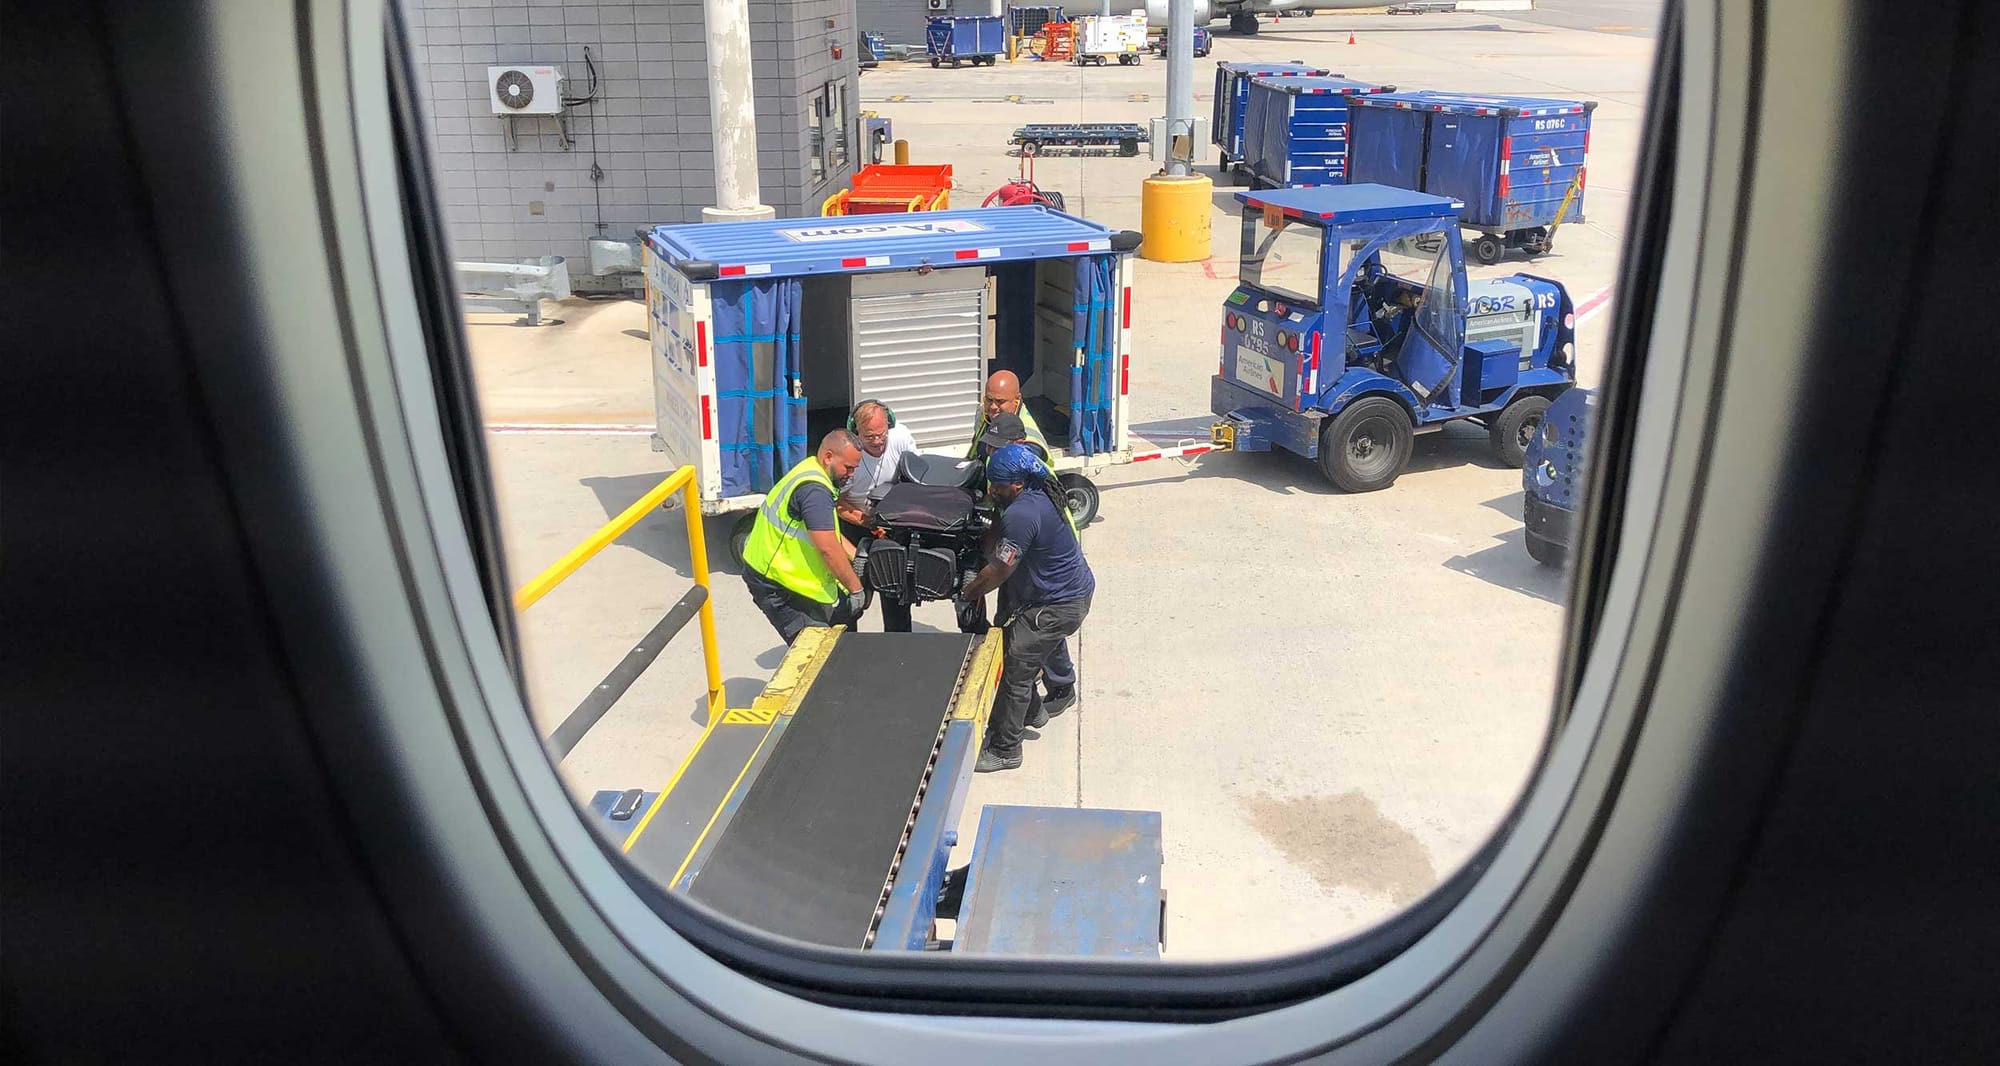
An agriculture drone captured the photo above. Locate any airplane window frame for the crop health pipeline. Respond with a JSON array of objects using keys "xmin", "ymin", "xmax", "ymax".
[{"xmin": 253, "ymin": 0, "xmax": 1756, "ymax": 1059}]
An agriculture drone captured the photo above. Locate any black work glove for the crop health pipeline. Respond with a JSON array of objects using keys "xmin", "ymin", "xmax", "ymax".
[{"xmin": 843, "ymin": 589, "xmax": 868, "ymax": 617}]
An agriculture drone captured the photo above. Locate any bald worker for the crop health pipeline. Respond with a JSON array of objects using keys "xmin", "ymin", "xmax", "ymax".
[
  {"xmin": 967, "ymin": 370, "xmax": 1050, "ymax": 462},
  {"xmin": 740, "ymin": 430, "xmax": 869, "ymax": 644}
]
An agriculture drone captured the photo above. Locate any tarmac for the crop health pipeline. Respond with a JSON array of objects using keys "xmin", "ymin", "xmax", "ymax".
[{"xmin": 473, "ymin": 7, "xmax": 1657, "ymax": 960}]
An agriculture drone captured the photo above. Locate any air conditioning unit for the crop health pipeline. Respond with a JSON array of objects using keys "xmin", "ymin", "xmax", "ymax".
[
  {"xmin": 926, "ymin": 0, "xmax": 949, "ymax": 10},
  {"xmin": 488, "ymin": 66, "xmax": 564, "ymax": 116}
]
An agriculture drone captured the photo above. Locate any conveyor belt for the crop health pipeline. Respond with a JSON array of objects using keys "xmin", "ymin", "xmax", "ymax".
[{"xmin": 685, "ymin": 632, "xmax": 974, "ymax": 948}]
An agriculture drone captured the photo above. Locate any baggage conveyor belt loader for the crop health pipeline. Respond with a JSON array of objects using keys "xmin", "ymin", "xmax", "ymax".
[
  {"xmin": 587, "ymin": 627, "xmax": 1166, "ymax": 955},
  {"xmin": 527, "ymin": 466, "xmax": 1164, "ymax": 957}
]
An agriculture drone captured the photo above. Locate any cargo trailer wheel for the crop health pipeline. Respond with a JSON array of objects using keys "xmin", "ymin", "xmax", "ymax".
[
  {"xmin": 1472, "ymin": 234, "xmax": 1506, "ymax": 265},
  {"xmin": 1120, "ymin": 138, "xmax": 1139, "ymax": 156},
  {"xmin": 1525, "ymin": 530, "xmax": 1566, "ymax": 568},
  {"xmin": 1489, "ymin": 394, "xmax": 1552, "ymax": 468},
  {"xmin": 728, "ymin": 511, "xmax": 756, "ymax": 569},
  {"xmin": 1059, "ymin": 474, "xmax": 1101, "ymax": 526},
  {"xmin": 1320, "ymin": 397, "xmax": 1413, "ymax": 493},
  {"xmin": 930, "ymin": 57, "xmax": 940, "ymax": 68},
  {"xmin": 1020, "ymin": 139, "xmax": 1041, "ymax": 156}
]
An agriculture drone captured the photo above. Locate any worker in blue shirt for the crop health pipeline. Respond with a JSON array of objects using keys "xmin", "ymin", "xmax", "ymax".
[{"xmin": 959, "ymin": 444, "xmax": 1094, "ymax": 773}]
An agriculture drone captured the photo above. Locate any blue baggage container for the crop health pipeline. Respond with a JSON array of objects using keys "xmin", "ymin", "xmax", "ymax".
[
  {"xmin": 1348, "ymin": 91, "xmax": 1596, "ymax": 261},
  {"xmin": 1209, "ymin": 62, "xmax": 1328, "ymax": 168},
  {"xmin": 927, "ymin": 15, "xmax": 1005, "ymax": 67},
  {"xmin": 1242, "ymin": 76, "xmax": 1393, "ymax": 190},
  {"xmin": 1007, "ymin": 6, "xmax": 1065, "ymax": 38}
]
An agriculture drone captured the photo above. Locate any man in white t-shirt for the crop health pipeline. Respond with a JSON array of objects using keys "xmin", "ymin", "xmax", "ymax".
[
  {"xmin": 835, "ymin": 399, "xmax": 918, "ymax": 536},
  {"xmin": 838, "ymin": 399, "xmax": 919, "ymax": 631}
]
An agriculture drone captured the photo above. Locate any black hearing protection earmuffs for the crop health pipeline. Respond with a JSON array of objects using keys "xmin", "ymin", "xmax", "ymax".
[{"xmin": 847, "ymin": 399, "xmax": 897, "ymax": 433}]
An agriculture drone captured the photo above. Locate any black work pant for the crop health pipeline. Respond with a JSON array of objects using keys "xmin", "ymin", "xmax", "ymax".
[
  {"xmin": 743, "ymin": 569, "xmax": 856, "ymax": 645},
  {"xmin": 986, "ymin": 594, "xmax": 1091, "ymax": 758}
]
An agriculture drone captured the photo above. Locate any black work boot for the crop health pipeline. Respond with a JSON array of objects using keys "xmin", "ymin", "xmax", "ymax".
[
  {"xmin": 1037, "ymin": 685, "xmax": 1076, "ymax": 724},
  {"xmin": 976, "ymin": 747, "xmax": 1022, "ymax": 773}
]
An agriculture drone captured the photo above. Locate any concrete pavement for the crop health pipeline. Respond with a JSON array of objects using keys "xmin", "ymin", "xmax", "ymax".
[{"xmin": 470, "ymin": 9, "xmax": 1654, "ymax": 959}]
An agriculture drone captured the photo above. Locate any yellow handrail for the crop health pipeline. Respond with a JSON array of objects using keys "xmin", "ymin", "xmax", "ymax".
[
  {"xmin": 820, "ymin": 189, "xmax": 850, "ymax": 216},
  {"xmin": 513, "ymin": 465, "xmax": 724, "ymax": 717}
]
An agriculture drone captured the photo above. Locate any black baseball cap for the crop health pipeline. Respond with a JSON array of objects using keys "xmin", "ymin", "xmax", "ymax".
[{"xmin": 978, "ymin": 411, "xmax": 1027, "ymax": 449}]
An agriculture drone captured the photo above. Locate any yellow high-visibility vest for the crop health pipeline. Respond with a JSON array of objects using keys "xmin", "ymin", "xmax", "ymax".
[{"xmin": 742, "ymin": 458, "xmax": 841, "ymax": 604}]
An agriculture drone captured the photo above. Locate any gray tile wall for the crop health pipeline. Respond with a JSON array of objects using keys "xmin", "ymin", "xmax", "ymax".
[
  {"xmin": 854, "ymin": 0, "xmax": 935, "ymax": 47},
  {"xmin": 403, "ymin": 0, "xmax": 859, "ymax": 269}
]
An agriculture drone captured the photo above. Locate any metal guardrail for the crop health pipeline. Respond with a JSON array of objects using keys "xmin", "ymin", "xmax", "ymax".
[
  {"xmin": 458, "ymin": 255, "xmax": 572, "ymax": 326},
  {"xmin": 514, "ymin": 465, "xmax": 724, "ymax": 756}
]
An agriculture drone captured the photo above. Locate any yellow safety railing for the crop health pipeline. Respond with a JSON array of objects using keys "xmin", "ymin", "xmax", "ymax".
[{"xmin": 514, "ymin": 465, "xmax": 724, "ymax": 727}]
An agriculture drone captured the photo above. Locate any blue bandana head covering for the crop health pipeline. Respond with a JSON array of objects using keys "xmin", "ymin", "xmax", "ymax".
[{"xmin": 986, "ymin": 442, "xmax": 1050, "ymax": 485}]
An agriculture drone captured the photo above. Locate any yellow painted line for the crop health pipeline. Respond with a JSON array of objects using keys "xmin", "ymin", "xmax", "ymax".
[
  {"xmin": 952, "ymin": 631, "xmax": 1004, "ymax": 722},
  {"xmin": 620, "ymin": 627, "xmax": 841, "ymax": 854},
  {"xmin": 621, "ymin": 711, "xmax": 723, "ymax": 852},
  {"xmin": 669, "ymin": 726, "xmax": 778, "ymax": 888},
  {"xmin": 952, "ymin": 631, "xmax": 1005, "ymax": 754},
  {"xmin": 751, "ymin": 626, "xmax": 842, "ymax": 716}
]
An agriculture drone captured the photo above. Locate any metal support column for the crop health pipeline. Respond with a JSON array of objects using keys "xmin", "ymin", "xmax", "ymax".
[
  {"xmin": 1164, "ymin": 0, "xmax": 1193, "ymax": 176},
  {"xmin": 701, "ymin": 0, "xmax": 775, "ymax": 223}
]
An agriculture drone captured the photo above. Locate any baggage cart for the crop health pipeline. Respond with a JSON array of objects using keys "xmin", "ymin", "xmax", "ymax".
[
  {"xmin": 1007, "ymin": 5, "xmax": 1066, "ymax": 39},
  {"xmin": 1211, "ymin": 62, "xmax": 1328, "ymax": 172},
  {"xmin": 927, "ymin": 15, "xmax": 1005, "ymax": 67},
  {"xmin": 821, "ymin": 163, "xmax": 953, "ymax": 216},
  {"xmin": 1348, "ymin": 91, "xmax": 1597, "ymax": 263},
  {"xmin": 1241, "ymin": 75, "xmax": 1394, "ymax": 190},
  {"xmin": 644, "ymin": 206, "xmax": 1197, "ymax": 528},
  {"xmin": 1012, "ymin": 122, "xmax": 1148, "ymax": 157}
]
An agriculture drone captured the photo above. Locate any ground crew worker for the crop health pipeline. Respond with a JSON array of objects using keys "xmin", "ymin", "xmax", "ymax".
[
  {"xmin": 960, "ymin": 443, "xmax": 1093, "ymax": 773},
  {"xmin": 967, "ymin": 370, "xmax": 1050, "ymax": 460},
  {"xmin": 835, "ymin": 399, "xmax": 918, "ymax": 535},
  {"xmin": 973, "ymin": 410, "xmax": 1047, "ymax": 467},
  {"xmin": 741, "ymin": 430, "xmax": 869, "ymax": 645}
]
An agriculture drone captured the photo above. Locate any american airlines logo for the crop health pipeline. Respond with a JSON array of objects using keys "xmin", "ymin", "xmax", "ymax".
[{"xmin": 777, "ymin": 219, "xmax": 990, "ymax": 242}]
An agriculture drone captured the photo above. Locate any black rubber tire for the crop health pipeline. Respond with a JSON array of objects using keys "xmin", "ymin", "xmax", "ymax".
[
  {"xmin": 1472, "ymin": 234, "xmax": 1505, "ymax": 265},
  {"xmin": 1525, "ymin": 530, "xmax": 1566, "ymax": 568},
  {"xmin": 1058, "ymin": 474, "xmax": 1102, "ymax": 526},
  {"xmin": 1231, "ymin": 13, "xmax": 1260, "ymax": 34},
  {"xmin": 930, "ymin": 57, "xmax": 940, "ymax": 68},
  {"xmin": 1489, "ymin": 394, "xmax": 1552, "ymax": 468},
  {"xmin": 727, "ymin": 511, "xmax": 756, "ymax": 569},
  {"xmin": 1120, "ymin": 138, "xmax": 1139, "ymax": 157},
  {"xmin": 1039, "ymin": 189, "xmax": 1066, "ymax": 212},
  {"xmin": 1020, "ymin": 139, "xmax": 1041, "ymax": 157},
  {"xmin": 1319, "ymin": 397, "xmax": 1414, "ymax": 493}
]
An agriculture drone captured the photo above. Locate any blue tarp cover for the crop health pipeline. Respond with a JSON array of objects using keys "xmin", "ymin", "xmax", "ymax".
[
  {"xmin": 1069, "ymin": 255, "xmax": 1117, "ymax": 455},
  {"xmin": 710, "ymin": 277, "xmax": 805, "ymax": 496},
  {"xmin": 1348, "ymin": 105, "xmax": 1429, "ymax": 192}
]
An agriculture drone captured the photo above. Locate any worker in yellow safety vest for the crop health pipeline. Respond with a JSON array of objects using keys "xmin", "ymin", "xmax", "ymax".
[
  {"xmin": 741, "ymin": 430, "xmax": 870, "ymax": 645},
  {"xmin": 966, "ymin": 370, "xmax": 1050, "ymax": 463}
]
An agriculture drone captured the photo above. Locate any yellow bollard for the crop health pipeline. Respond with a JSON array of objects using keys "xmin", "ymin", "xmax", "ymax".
[
  {"xmin": 1139, "ymin": 173, "xmax": 1214, "ymax": 263},
  {"xmin": 894, "ymin": 139, "xmax": 910, "ymax": 166}
]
